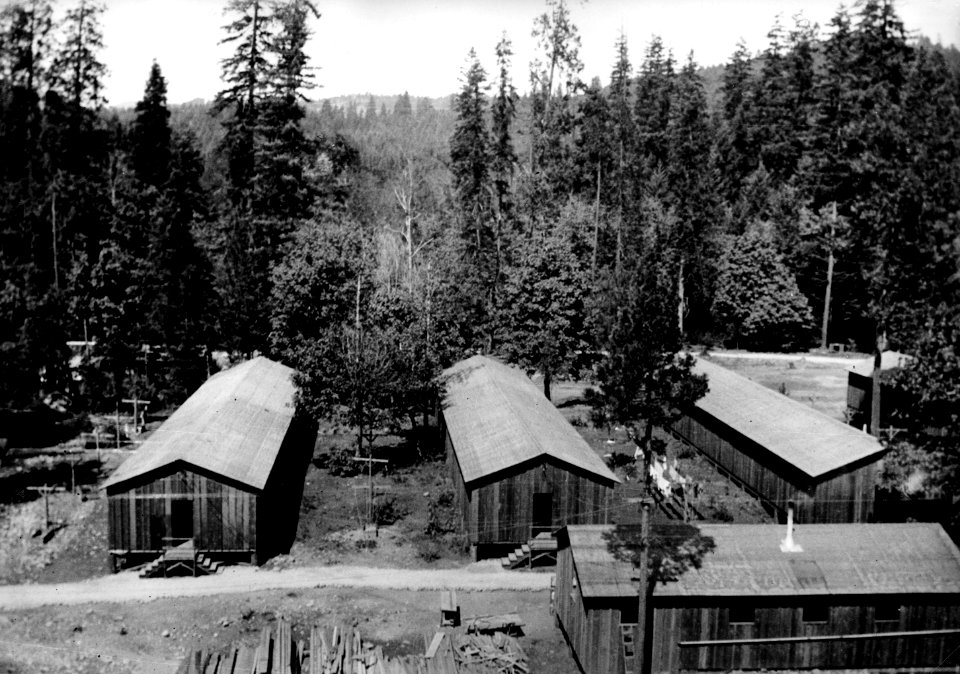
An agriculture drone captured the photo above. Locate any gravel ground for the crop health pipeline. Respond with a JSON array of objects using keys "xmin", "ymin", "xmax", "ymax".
[{"xmin": 0, "ymin": 561, "xmax": 553, "ymax": 611}]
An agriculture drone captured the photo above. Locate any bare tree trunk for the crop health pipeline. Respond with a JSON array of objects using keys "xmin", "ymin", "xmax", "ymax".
[
  {"xmin": 820, "ymin": 202, "xmax": 837, "ymax": 350},
  {"xmin": 592, "ymin": 163, "xmax": 600, "ymax": 279},
  {"xmin": 678, "ymin": 256, "xmax": 685, "ymax": 338},
  {"xmin": 51, "ymin": 189, "xmax": 58, "ymax": 291}
]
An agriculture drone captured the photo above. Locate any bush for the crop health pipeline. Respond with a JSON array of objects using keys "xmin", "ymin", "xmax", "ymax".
[
  {"xmin": 425, "ymin": 489, "xmax": 460, "ymax": 537},
  {"xmin": 605, "ymin": 452, "xmax": 637, "ymax": 479},
  {"xmin": 414, "ymin": 532, "xmax": 468, "ymax": 562},
  {"xmin": 373, "ymin": 496, "xmax": 405, "ymax": 526}
]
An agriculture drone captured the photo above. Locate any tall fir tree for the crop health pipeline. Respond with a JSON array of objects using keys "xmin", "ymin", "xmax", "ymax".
[
  {"xmin": 490, "ymin": 33, "xmax": 518, "ymax": 227},
  {"xmin": 717, "ymin": 40, "xmax": 756, "ymax": 202},
  {"xmin": 130, "ymin": 61, "xmax": 171, "ymax": 187},
  {"xmin": 450, "ymin": 49, "xmax": 491, "ymax": 258}
]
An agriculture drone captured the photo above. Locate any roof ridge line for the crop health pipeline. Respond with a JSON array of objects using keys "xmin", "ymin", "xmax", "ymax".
[
  {"xmin": 698, "ymin": 357, "xmax": 878, "ymax": 435},
  {"xmin": 483, "ymin": 359, "xmax": 552, "ymax": 463}
]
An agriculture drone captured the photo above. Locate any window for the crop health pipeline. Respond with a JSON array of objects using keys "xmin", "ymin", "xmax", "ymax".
[
  {"xmin": 729, "ymin": 606, "xmax": 755, "ymax": 624},
  {"xmin": 620, "ymin": 604, "xmax": 639, "ymax": 624},
  {"xmin": 875, "ymin": 604, "xmax": 901, "ymax": 623},
  {"xmin": 802, "ymin": 604, "xmax": 828, "ymax": 623}
]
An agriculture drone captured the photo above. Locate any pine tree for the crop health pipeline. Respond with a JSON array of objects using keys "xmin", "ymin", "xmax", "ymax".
[
  {"xmin": 256, "ymin": 0, "xmax": 319, "ymax": 220},
  {"xmin": 130, "ymin": 61, "xmax": 171, "ymax": 187},
  {"xmin": 490, "ymin": 33, "xmax": 518, "ymax": 225},
  {"xmin": 606, "ymin": 32, "xmax": 636, "ymax": 270},
  {"xmin": 634, "ymin": 36, "xmax": 674, "ymax": 177},
  {"xmin": 393, "ymin": 91, "xmax": 412, "ymax": 116},
  {"xmin": 51, "ymin": 0, "xmax": 107, "ymax": 114},
  {"xmin": 664, "ymin": 54, "xmax": 721, "ymax": 340},
  {"xmin": 717, "ymin": 40, "xmax": 756, "ymax": 200},
  {"xmin": 450, "ymin": 49, "xmax": 491, "ymax": 257},
  {"xmin": 215, "ymin": 0, "xmax": 273, "ymax": 207}
]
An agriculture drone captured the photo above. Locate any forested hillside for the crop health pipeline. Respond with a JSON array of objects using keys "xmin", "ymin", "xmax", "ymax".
[{"xmin": 0, "ymin": 0, "xmax": 957, "ymax": 511}]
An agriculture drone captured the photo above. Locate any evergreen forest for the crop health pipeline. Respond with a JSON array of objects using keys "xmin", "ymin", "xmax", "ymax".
[{"xmin": 1, "ymin": 0, "xmax": 957, "ymax": 517}]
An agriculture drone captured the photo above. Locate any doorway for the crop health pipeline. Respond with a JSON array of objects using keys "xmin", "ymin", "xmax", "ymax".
[
  {"xmin": 532, "ymin": 492, "xmax": 553, "ymax": 536},
  {"xmin": 170, "ymin": 499, "xmax": 194, "ymax": 544}
]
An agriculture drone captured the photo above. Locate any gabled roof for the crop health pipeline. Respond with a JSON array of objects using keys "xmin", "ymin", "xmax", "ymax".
[
  {"xmin": 102, "ymin": 357, "xmax": 297, "ymax": 492},
  {"xmin": 440, "ymin": 355, "xmax": 618, "ymax": 486},
  {"xmin": 847, "ymin": 350, "xmax": 913, "ymax": 376},
  {"xmin": 692, "ymin": 358, "xmax": 886, "ymax": 479},
  {"xmin": 564, "ymin": 525, "xmax": 639, "ymax": 598},
  {"xmin": 564, "ymin": 523, "xmax": 960, "ymax": 599}
]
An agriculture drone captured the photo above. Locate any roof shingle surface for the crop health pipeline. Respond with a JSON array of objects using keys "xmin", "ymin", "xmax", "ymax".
[
  {"xmin": 441, "ymin": 355, "xmax": 618, "ymax": 486},
  {"xmin": 693, "ymin": 358, "xmax": 886, "ymax": 478},
  {"xmin": 102, "ymin": 357, "xmax": 297, "ymax": 491},
  {"xmin": 566, "ymin": 523, "xmax": 960, "ymax": 599}
]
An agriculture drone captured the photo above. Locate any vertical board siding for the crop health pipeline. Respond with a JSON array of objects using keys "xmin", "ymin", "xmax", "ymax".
[
  {"xmin": 672, "ymin": 412, "xmax": 877, "ymax": 523},
  {"xmin": 107, "ymin": 469, "xmax": 258, "ymax": 554},
  {"xmin": 651, "ymin": 601, "xmax": 960, "ymax": 672},
  {"xmin": 556, "ymin": 545, "xmax": 632, "ymax": 674},
  {"xmin": 465, "ymin": 459, "xmax": 615, "ymax": 546}
]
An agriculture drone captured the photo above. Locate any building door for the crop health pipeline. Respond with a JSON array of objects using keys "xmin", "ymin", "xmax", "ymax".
[
  {"xmin": 532, "ymin": 492, "xmax": 553, "ymax": 536},
  {"xmin": 170, "ymin": 499, "xmax": 194, "ymax": 544}
]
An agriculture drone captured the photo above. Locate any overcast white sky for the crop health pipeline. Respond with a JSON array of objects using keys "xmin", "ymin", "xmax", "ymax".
[{"xmin": 97, "ymin": 0, "xmax": 960, "ymax": 106}]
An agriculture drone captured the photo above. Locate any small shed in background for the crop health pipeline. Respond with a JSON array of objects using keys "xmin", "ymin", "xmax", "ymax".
[
  {"xmin": 846, "ymin": 350, "xmax": 913, "ymax": 433},
  {"xmin": 556, "ymin": 522, "xmax": 960, "ymax": 674},
  {"xmin": 441, "ymin": 355, "xmax": 619, "ymax": 561},
  {"xmin": 671, "ymin": 358, "xmax": 887, "ymax": 523},
  {"xmin": 103, "ymin": 356, "xmax": 316, "ymax": 570}
]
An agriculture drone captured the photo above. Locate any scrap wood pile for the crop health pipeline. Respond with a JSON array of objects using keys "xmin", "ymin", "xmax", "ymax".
[
  {"xmin": 450, "ymin": 632, "xmax": 527, "ymax": 674},
  {"xmin": 176, "ymin": 620, "xmax": 528, "ymax": 674}
]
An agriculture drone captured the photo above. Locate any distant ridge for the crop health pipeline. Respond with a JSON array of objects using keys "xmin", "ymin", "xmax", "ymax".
[{"xmin": 310, "ymin": 93, "xmax": 453, "ymax": 115}]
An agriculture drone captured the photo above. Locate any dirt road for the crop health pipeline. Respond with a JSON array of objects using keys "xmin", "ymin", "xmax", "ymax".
[{"xmin": 0, "ymin": 561, "xmax": 553, "ymax": 611}]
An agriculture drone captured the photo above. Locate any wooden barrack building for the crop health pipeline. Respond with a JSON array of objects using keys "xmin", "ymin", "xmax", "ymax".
[
  {"xmin": 102, "ymin": 356, "xmax": 316, "ymax": 570},
  {"xmin": 441, "ymin": 355, "xmax": 619, "ymax": 561},
  {"xmin": 556, "ymin": 522, "xmax": 960, "ymax": 674},
  {"xmin": 846, "ymin": 350, "xmax": 912, "ymax": 433},
  {"xmin": 671, "ymin": 358, "xmax": 887, "ymax": 523}
]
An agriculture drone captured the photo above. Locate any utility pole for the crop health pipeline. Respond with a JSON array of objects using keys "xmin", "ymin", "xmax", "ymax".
[
  {"xmin": 27, "ymin": 484, "xmax": 65, "ymax": 528},
  {"xmin": 870, "ymin": 332, "xmax": 887, "ymax": 436},
  {"xmin": 122, "ymin": 397, "xmax": 151, "ymax": 435},
  {"xmin": 636, "ymin": 497, "xmax": 653, "ymax": 674},
  {"xmin": 350, "ymin": 455, "xmax": 389, "ymax": 528}
]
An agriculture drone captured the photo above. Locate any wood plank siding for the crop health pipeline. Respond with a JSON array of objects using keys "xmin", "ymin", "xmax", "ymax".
[
  {"xmin": 555, "ymin": 543, "xmax": 641, "ymax": 674},
  {"xmin": 672, "ymin": 411, "xmax": 878, "ymax": 523},
  {"xmin": 107, "ymin": 467, "xmax": 258, "ymax": 555},
  {"xmin": 447, "ymin": 426, "xmax": 615, "ymax": 548},
  {"xmin": 561, "ymin": 523, "xmax": 960, "ymax": 674},
  {"xmin": 651, "ymin": 600, "xmax": 960, "ymax": 672}
]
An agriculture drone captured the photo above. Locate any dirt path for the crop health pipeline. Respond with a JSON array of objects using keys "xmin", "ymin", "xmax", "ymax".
[{"xmin": 0, "ymin": 561, "xmax": 552, "ymax": 611}]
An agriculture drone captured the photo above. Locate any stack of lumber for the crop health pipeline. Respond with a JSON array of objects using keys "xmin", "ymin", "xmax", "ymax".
[{"xmin": 176, "ymin": 620, "xmax": 529, "ymax": 674}]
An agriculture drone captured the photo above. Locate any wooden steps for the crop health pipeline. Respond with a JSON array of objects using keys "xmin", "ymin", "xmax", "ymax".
[
  {"xmin": 138, "ymin": 541, "xmax": 224, "ymax": 578},
  {"xmin": 501, "ymin": 534, "xmax": 558, "ymax": 569}
]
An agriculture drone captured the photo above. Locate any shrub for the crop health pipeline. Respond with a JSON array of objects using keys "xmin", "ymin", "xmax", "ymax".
[
  {"xmin": 425, "ymin": 489, "xmax": 460, "ymax": 537},
  {"xmin": 373, "ymin": 496, "xmax": 405, "ymax": 526}
]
